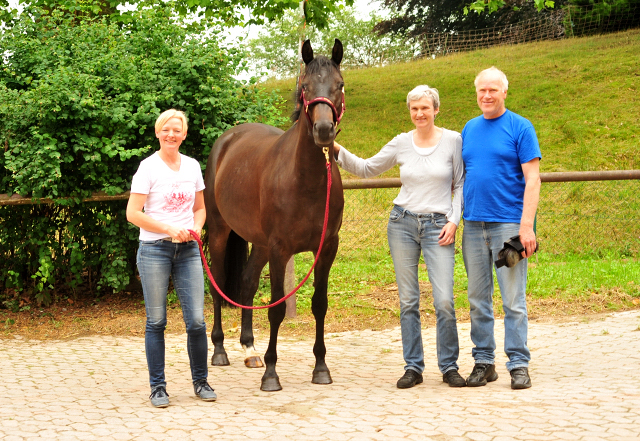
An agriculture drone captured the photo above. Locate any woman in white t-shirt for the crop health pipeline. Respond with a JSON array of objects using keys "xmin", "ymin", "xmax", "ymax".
[
  {"xmin": 333, "ymin": 86, "xmax": 466, "ymax": 389},
  {"xmin": 126, "ymin": 109, "xmax": 216, "ymax": 408}
]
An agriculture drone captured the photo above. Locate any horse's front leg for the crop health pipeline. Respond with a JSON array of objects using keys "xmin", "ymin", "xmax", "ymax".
[
  {"xmin": 311, "ymin": 235, "xmax": 339, "ymax": 385},
  {"xmin": 239, "ymin": 246, "xmax": 268, "ymax": 368},
  {"xmin": 260, "ymin": 250, "xmax": 289, "ymax": 392}
]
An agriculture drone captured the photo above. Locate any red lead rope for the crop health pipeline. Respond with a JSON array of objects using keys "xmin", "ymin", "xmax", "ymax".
[{"xmin": 189, "ymin": 161, "xmax": 333, "ymax": 310}]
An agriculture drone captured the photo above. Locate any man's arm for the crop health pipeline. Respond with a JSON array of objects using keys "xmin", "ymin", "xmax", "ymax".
[{"xmin": 519, "ymin": 157, "xmax": 541, "ymax": 258}]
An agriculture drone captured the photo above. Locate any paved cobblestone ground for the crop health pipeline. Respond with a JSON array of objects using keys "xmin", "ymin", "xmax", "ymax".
[{"xmin": 2, "ymin": 310, "xmax": 640, "ymax": 440}]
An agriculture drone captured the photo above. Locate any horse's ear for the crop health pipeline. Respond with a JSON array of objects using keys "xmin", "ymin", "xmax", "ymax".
[
  {"xmin": 301, "ymin": 39, "xmax": 314, "ymax": 65},
  {"xmin": 331, "ymin": 39, "xmax": 343, "ymax": 66}
]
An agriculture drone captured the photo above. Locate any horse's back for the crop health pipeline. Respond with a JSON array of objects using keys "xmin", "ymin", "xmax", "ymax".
[
  {"xmin": 205, "ymin": 123, "xmax": 283, "ymax": 191},
  {"xmin": 214, "ymin": 123, "xmax": 284, "ymax": 161},
  {"xmin": 205, "ymin": 123, "xmax": 288, "ymax": 243}
]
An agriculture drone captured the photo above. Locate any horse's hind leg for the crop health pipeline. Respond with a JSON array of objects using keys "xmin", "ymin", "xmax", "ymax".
[
  {"xmin": 239, "ymin": 245, "xmax": 269, "ymax": 368},
  {"xmin": 260, "ymin": 249, "xmax": 289, "ymax": 392},
  {"xmin": 208, "ymin": 226, "xmax": 233, "ymax": 366},
  {"xmin": 311, "ymin": 235, "xmax": 340, "ymax": 385},
  {"xmin": 211, "ymin": 291, "xmax": 228, "ymax": 366}
]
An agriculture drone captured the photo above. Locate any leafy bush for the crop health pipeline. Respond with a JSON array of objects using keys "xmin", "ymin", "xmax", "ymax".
[{"xmin": 0, "ymin": 2, "xmax": 287, "ymax": 304}]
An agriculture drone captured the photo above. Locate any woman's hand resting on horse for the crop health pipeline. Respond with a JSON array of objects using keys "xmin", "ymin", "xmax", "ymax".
[{"xmin": 333, "ymin": 141, "xmax": 342, "ymax": 159}]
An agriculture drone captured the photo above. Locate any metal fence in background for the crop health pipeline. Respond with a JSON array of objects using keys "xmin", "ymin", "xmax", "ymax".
[
  {"xmin": 338, "ymin": 171, "xmax": 640, "ymax": 260},
  {"xmin": 415, "ymin": 2, "xmax": 640, "ymax": 59}
]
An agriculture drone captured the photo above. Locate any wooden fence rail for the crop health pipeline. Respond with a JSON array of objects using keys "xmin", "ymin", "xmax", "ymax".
[{"xmin": 2, "ymin": 170, "xmax": 639, "ymax": 205}]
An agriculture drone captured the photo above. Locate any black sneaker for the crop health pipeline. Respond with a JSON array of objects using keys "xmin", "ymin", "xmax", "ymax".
[
  {"xmin": 396, "ymin": 370, "xmax": 423, "ymax": 389},
  {"xmin": 194, "ymin": 379, "xmax": 217, "ymax": 401},
  {"xmin": 443, "ymin": 369, "xmax": 467, "ymax": 387},
  {"xmin": 510, "ymin": 367, "xmax": 532, "ymax": 389},
  {"xmin": 466, "ymin": 363, "xmax": 498, "ymax": 387},
  {"xmin": 150, "ymin": 386, "xmax": 169, "ymax": 408}
]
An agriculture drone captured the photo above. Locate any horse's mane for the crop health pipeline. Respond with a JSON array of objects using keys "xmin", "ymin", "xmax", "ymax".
[{"xmin": 290, "ymin": 55, "xmax": 341, "ymax": 123}]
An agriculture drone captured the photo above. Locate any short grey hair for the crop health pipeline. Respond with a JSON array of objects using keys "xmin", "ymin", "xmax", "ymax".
[
  {"xmin": 474, "ymin": 67, "xmax": 509, "ymax": 91},
  {"xmin": 406, "ymin": 85, "xmax": 440, "ymax": 110}
]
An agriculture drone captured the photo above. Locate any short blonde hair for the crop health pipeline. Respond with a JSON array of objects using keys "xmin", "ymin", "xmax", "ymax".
[
  {"xmin": 155, "ymin": 109, "xmax": 188, "ymax": 133},
  {"xmin": 406, "ymin": 85, "xmax": 440, "ymax": 110},
  {"xmin": 474, "ymin": 67, "xmax": 509, "ymax": 91}
]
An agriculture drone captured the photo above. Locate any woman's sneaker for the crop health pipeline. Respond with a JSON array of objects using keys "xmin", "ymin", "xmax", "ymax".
[
  {"xmin": 194, "ymin": 379, "xmax": 217, "ymax": 401},
  {"xmin": 149, "ymin": 386, "xmax": 169, "ymax": 408}
]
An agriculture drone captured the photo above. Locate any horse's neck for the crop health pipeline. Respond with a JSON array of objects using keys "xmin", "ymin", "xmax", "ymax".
[{"xmin": 290, "ymin": 116, "xmax": 327, "ymax": 177}]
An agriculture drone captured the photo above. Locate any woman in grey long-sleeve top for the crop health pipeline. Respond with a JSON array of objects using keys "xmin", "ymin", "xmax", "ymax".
[{"xmin": 334, "ymin": 85, "xmax": 465, "ymax": 389}]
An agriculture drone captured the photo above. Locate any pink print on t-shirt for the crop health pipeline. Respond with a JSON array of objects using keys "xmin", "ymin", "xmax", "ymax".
[{"xmin": 163, "ymin": 182, "xmax": 193, "ymax": 213}]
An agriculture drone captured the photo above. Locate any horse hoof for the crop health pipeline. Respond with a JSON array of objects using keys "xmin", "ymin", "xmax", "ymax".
[
  {"xmin": 211, "ymin": 353, "xmax": 230, "ymax": 366},
  {"xmin": 244, "ymin": 356, "xmax": 264, "ymax": 368},
  {"xmin": 260, "ymin": 377, "xmax": 282, "ymax": 392},
  {"xmin": 312, "ymin": 370, "xmax": 333, "ymax": 385}
]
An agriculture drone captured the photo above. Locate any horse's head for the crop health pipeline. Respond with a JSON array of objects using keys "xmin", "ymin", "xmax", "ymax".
[{"xmin": 295, "ymin": 39, "xmax": 344, "ymax": 148}]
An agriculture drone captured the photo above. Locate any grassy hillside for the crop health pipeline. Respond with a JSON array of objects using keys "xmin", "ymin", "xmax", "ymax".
[
  {"xmin": 252, "ymin": 30, "xmax": 640, "ymax": 315},
  {"xmin": 248, "ymin": 31, "xmax": 640, "ymax": 322},
  {"xmin": 265, "ymin": 29, "xmax": 640, "ymax": 175}
]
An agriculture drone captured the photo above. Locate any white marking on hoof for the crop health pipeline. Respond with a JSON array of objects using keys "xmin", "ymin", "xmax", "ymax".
[
  {"xmin": 242, "ymin": 344, "xmax": 260, "ymax": 359},
  {"xmin": 242, "ymin": 344, "xmax": 264, "ymax": 368}
]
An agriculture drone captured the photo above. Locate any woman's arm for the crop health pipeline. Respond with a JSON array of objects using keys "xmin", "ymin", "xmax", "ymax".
[
  {"xmin": 439, "ymin": 134, "xmax": 465, "ymax": 246},
  {"xmin": 191, "ymin": 190, "xmax": 206, "ymax": 239},
  {"xmin": 126, "ymin": 193, "xmax": 193, "ymax": 242},
  {"xmin": 449, "ymin": 134, "xmax": 465, "ymax": 226},
  {"xmin": 333, "ymin": 137, "xmax": 399, "ymax": 178}
]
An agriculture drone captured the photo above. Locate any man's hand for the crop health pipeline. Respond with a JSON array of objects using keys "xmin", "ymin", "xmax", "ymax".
[{"xmin": 518, "ymin": 225, "xmax": 537, "ymax": 258}]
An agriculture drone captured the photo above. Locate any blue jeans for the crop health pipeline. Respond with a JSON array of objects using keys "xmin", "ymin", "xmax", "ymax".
[
  {"xmin": 387, "ymin": 206, "xmax": 459, "ymax": 375},
  {"xmin": 137, "ymin": 239, "xmax": 208, "ymax": 388},
  {"xmin": 462, "ymin": 221, "xmax": 530, "ymax": 371}
]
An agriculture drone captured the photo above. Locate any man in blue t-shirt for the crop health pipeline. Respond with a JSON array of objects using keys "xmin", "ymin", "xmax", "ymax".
[{"xmin": 461, "ymin": 67, "xmax": 541, "ymax": 390}]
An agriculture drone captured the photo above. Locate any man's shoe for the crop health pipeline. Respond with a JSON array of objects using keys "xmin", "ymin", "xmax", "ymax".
[
  {"xmin": 194, "ymin": 379, "xmax": 217, "ymax": 401},
  {"xmin": 443, "ymin": 369, "xmax": 467, "ymax": 387},
  {"xmin": 397, "ymin": 370, "xmax": 423, "ymax": 389},
  {"xmin": 466, "ymin": 363, "xmax": 498, "ymax": 387},
  {"xmin": 150, "ymin": 386, "xmax": 169, "ymax": 408},
  {"xmin": 510, "ymin": 367, "xmax": 532, "ymax": 389}
]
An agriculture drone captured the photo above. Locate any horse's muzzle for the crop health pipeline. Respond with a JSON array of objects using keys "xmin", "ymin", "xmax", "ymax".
[{"xmin": 313, "ymin": 120, "xmax": 336, "ymax": 147}]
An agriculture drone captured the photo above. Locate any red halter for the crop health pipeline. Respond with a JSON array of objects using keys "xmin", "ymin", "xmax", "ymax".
[{"xmin": 300, "ymin": 88, "xmax": 345, "ymax": 125}]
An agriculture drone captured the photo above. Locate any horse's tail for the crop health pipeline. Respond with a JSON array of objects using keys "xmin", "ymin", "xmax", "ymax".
[{"xmin": 221, "ymin": 230, "xmax": 248, "ymax": 307}]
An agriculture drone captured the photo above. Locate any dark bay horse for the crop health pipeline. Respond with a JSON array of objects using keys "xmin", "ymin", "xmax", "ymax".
[{"xmin": 203, "ymin": 39, "xmax": 345, "ymax": 391}]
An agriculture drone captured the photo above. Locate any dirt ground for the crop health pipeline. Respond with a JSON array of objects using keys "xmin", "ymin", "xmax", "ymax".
[{"xmin": 2, "ymin": 281, "xmax": 639, "ymax": 341}]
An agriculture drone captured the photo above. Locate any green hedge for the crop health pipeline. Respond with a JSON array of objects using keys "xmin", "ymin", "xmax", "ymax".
[{"xmin": 0, "ymin": 3, "xmax": 287, "ymax": 305}]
